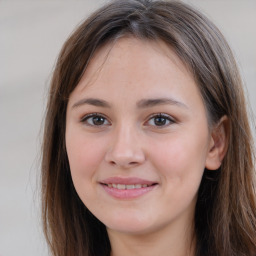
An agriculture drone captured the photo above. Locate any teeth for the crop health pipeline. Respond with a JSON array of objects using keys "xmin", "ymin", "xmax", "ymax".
[
  {"xmin": 117, "ymin": 184, "xmax": 126, "ymax": 190},
  {"xmin": 106, "ymin": 184, "xmax": 150, "ymax": 189},
  {"xmin": 126, "ymin": 184, "xmax": 135, "ymax": 189}
]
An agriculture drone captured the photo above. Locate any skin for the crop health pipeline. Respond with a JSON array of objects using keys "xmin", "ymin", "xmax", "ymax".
[{"xmin": 65, "ymin": 37, "xmax": 227, "ymax": 256}]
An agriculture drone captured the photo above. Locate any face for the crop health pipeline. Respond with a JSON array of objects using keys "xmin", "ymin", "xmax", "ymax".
[{"xmin": 65, "ymin": 37, "xmax": 214, "ymax": 236}]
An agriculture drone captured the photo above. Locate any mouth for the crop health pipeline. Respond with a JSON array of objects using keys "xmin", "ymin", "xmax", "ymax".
[
  {"xmin": 99, "ymin": 177, "xmax": 158, "ymax": 199},
  {"xmin": 101, "ymin": 183, "xmax": 157, "ymax": 190}
]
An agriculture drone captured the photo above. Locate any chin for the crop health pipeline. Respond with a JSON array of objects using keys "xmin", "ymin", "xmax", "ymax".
[
  {"xmin": 106, "ymin": 222, "xmax": 153, "ymax": 235},
  {"xmin": 101, "ymin": 212, "xmax": 157, "ymax": 235}
]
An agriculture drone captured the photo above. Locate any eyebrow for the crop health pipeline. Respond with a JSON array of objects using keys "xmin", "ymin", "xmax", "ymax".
[
  {"xmin": 72, "ymin": 97, "xmax": 188, "ymax": 109},
  {"xmin": 136, "ymin": 98, "xmax": 188, "ymax": 109},
  {"xmin": 72, "ymin": 98, "xmax": 111, "ymax": 108}
]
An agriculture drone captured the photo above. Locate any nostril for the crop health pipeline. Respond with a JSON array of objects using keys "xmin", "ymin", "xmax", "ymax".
[{"xmin": 108, "ymin": 160, "xmax": 139, "ymax": 167}]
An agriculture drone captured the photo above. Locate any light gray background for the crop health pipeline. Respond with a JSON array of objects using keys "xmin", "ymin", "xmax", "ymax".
[{"xmin": 0, "ymin": 1, "xmax": 255, "ymax": 256}]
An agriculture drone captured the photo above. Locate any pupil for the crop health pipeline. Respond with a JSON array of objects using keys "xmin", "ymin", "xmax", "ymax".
[
  {"xmin": 154, "ymin": 117, "xmax": 166, "ymax": 126},
  {"xmin": 93, "ymin": 116, "xmax": 104, "ymax": 125}
]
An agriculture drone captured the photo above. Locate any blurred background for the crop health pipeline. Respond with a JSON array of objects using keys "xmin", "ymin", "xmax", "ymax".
[{"xmin": 0, "ymin": 1, "xmax": 255, "ymax": 256}]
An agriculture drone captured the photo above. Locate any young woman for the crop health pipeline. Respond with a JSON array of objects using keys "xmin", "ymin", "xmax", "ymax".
[{"xmin": 41, "ymin": 0, "xmax": 256, "ymax": 255}]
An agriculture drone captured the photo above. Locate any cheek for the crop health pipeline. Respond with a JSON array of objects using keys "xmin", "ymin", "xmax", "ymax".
[
  {"xmin": 149, "ymin": 132, "xmax": 209, "ymax": 185},
  {"xmin": 66, "ymin": 132, "xmax": 106, "ymax": 184},
  {"xmin": 65, "ymin": 133, "xmax": 109, "ymax": 211}
]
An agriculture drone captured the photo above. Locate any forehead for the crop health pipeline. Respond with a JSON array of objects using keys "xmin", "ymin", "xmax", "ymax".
[{"xmin": 72, "ymin": 37, "xmax": 195, "ymax": 94}]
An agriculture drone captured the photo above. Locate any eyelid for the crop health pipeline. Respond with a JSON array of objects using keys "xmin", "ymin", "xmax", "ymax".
[
  {"xmin": 80, "ymin": 113, "xmax": 111, "ymax": 126},
  {"xmin": 144, "ymin": 113, "xmax": 176, "ymax": 127}
]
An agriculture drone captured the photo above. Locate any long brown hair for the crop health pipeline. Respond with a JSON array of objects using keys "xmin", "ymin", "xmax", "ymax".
[{"xmin": 41, "ymin": 1, "xmax": 256, "ymax": 255}]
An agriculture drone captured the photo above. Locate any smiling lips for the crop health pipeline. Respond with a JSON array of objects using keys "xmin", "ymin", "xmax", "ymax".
[
  {"xmin": 106, "ymin": 183, "xmax": 150, "ymax": 189},
  {"xmin": 100, "ymin": 177, "xmax": 158, "ymax": 199}
]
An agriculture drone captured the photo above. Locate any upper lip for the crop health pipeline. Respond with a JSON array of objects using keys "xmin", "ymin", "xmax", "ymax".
[{"xmin": 100, "ymin": 177, "xmax": 158, "ymax": 185}]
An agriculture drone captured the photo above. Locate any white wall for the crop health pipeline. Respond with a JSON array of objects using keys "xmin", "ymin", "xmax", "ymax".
[{"xmin": 0, "ymin": 1, "xmax": 255, "ymax": 256}]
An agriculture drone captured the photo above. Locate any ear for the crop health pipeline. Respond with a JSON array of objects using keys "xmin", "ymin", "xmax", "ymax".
[{"xmin": 205, "ymin": 116, "xmax": 229, "ymax": 170}]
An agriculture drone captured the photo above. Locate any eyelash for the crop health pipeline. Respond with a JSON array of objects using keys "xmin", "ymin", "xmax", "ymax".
[
  {"xmin": 80, "ymin": 113, "xmax": 111, "ymax": 127},
  {"xmin": 145, "ymin": 113, "xmax": 176, "ymax": 127},
  {"xmin": 80, "ymin": 113, "xmax": 176, "ymax": 128}
]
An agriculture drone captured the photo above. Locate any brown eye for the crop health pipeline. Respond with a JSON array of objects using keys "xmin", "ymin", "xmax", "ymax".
[
  {"xmin": 146, "ymin": 114, "xmax": 175, "ymax": 127},
  {"xmin": 154, "ymin": 116, "xmax": 168, "ymax": 126},
  {"xmin": 81, "ymin": 114, "xmax": 110, "ymax": 126},
  {"xmin": 92, "ymin": 116, "xmax": 105, "ymax": 125}
]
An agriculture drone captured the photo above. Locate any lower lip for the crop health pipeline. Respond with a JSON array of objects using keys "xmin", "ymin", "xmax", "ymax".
[{"xmin": 101, "ymin": 184, "xmax": 157, "ymax": 199}]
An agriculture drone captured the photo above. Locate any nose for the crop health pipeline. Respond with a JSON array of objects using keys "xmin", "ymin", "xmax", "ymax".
[{"xmin": 104, "ymin": 124, "xmax": 146, "ymax": 168}]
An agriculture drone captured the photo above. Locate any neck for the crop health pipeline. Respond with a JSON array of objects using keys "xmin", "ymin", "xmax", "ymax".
[{"xmin": 108, "ymin": 219, "xmax": 196, "ymax": 256}]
